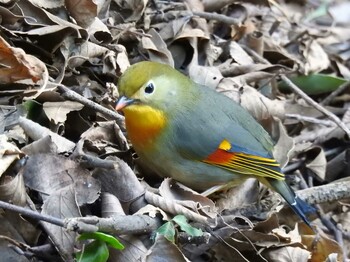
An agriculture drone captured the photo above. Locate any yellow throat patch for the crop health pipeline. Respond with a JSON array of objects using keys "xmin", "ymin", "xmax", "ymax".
[{"xmin": 123, "ymin": 104, "xmax": 167, "ymax": 149}]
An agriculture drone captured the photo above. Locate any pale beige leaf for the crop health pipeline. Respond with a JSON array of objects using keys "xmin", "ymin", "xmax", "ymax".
[{"xmin": 43, "ymin": 101, "xmax": 84, "ymax": 124}]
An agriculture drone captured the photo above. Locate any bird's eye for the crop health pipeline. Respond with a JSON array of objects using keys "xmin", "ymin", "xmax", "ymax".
[{"xmin": 144, "ymin": 82, "xmax": 155, "ymax": 94}]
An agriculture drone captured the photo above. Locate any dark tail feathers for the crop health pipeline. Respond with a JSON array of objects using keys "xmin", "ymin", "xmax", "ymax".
[{"xmin": 267, "ymin": 178, "xmax": 316, "ymax": 227}]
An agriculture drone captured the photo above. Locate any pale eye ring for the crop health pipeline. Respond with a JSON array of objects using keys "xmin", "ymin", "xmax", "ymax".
[{"xmin": 144, "ymin": 82, "xmax": 155, "ymax": 94}]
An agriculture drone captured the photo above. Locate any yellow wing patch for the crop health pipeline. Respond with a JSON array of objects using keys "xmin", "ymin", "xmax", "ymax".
[{"xmin": 218, "ymin": 139, "xmax": 232, "ymax": 151}]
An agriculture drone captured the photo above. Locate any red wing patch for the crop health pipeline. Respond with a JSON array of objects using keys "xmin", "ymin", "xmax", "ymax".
[{"xmin": 203, "ymin": 139, "xmax": 285, "ymax": 180}]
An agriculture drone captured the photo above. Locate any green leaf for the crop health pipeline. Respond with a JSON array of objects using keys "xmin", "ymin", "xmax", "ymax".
[
  {"xmin": 76, "ymin": 240, "xmax": 109, "ymax": 262},
  {"xmin": 78, "ymin": 232, "xmax": 124, "ymax": 250},
  {"xmin": 172, "ymin": 215, "xmax": 203, "ymax": 237},
  {"xmin": 278, "ymin": 74, "xmax": 346, "ymax": 95},
  {"xmin": 22, "ymin": 100, "xmax": 43, "ymax": 120},
  {"xmin": 156, "ymin": 221, "xmax": 176, "ymax": 242}
]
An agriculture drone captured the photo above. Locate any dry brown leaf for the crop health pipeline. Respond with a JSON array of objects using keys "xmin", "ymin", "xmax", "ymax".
[
  {"xmin": 302, "ymin": 39, "xmax": 330, "ymax": 74},
  {"xmin": 65, "ymin": 0, "xmax": 97, "ymax": 28},
  {"xmin": 121, "ymin": 0, "xmax": 148, "ymax": 22},
  {"xmin": 216, "ymin": 178, "xmax": 259, "ymax": 212},
  {"xmin": 263, "ymin": 246, "xmax": 311, "ymax": 262},
  {"xmin": 189, "ymin": 65, "xmax": 223, "ymax": 89},
  {"xmin": 87, "ymin": 17, "xmax": 113, "ymax": 43},
  {"xmin": 0, "ymin": 173, "xmax": 27, "ymax": 206},
  {"xmin": 115, "ymin": 44, "xmax": 130, "ymax": 73},
  {"xmin": 41, "ymin": 184, "xmax": 80, "ymax": 261},
  {"xmin": 43, "ymin": 101, "xmax": 84, "ymax": 124},
  {"xmin": 21, "ymin": 135, "xmax": 59, "ymax": 155},
  {"xmin": 101, "ymin": 192, "xmax": 125, "ymax": 217},
  {"xmin": 272, "ymin": 118, "xmax": 294, "ymax": 167},
  {"xmin": 29, "ymin": 0, "xmax": 64, "ymax": 9},
  {"xmin": 23, "ymin": 154, "xmax": 95, "ymax": 197},
  {"xmin": 301, "ymin": 230, "xmax": 344, "ymax": 262},
  {"xmin": 0, "ymin": 36, "xmax": 46, "ymax": 84},
  {"xmin": 142, "ymin": 234, "xmax": 189, "ymax": 262},
  {"xmin": 227, "ymin": 40, "xmax": 254, "ymax": 65},
  {"xmin": 18, "ymin": 117, "xmax": 75, "ymax": 153},
  {"xmin": 305, "ymin": 147, "xmax": 327, "ymax": 181},
  {"xmin": 0, "ymin": 216, "xmax": 32, "ymax": 261},
  {"xmin": 159, "ymin": 178, "xmax": 217, "ymax": 218},
  {"xmin": 141, "ymin": 29, "xmax": 174, "ymax": 67},
  {"xmin": 136, "ymin": 204, "xmax": 171, "ymax": 221},
  {"xmin": 67, "ymin": 41, "xmax": 109, "ymax": 68},
  {"xmin": 158, "ymin": 17, "xmax": 191, "ymax": 41},
  {"xmin": 240, "ymin": 86, "xmax": 285, "ymax": 120},
  {"xmin": 0, "ymin": 135, "xmax": 23, "ymax": 177},
  {"xmin": 0, "ymin": 173, "xmax": 42, "ymax": 245}
]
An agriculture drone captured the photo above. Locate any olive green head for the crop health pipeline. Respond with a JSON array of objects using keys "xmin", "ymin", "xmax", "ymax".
[{"xmin": 116, "ymin": 61, "xmax": 194, "ymax": 112}]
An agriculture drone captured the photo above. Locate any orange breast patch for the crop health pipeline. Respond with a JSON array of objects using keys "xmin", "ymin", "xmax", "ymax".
[{"xmin": 123, "ymin": 104, "xmax": 167, "ymax": 149}]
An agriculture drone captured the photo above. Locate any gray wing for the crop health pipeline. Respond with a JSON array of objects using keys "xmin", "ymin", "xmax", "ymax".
[{"xmin": 172, "ymin": 86, "xmax": 275, "ymax": 160}]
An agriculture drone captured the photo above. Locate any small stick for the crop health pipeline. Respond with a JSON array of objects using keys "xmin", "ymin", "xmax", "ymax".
[
  {"xmin": 0, "ymin": 200, "xmax": 64, "ymax": 227},
  {"xmin": 281, "ymin": 75, "xmax": 350, "ymax": 138},
  {"xmin": 285, "ymin": 113, "xmax": 335, "ymax": 126},
  {"xmin": 57, "ymin": 85, "xmax": 124, "ymax": 125},
  {"xmin": 320, "ymin": 80, "xmax": 350, "ymax": 106},
  {"xmin": 242, "ymin": 46, "xmax": 350, "ymax": 138},
  {"xmin": 193, "ymin": 11, "xmax": 241, "ymax": 25}
]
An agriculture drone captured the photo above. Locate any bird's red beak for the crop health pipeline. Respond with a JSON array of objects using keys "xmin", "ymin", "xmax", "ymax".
[{"xmin": 115, "ymin": 96, "xmax": 135, "ymax": 111}]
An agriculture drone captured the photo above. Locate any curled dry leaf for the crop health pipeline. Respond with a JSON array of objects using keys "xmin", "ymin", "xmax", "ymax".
[
  {"xmin": 22, "ymin": 154, "xmax": 98, "ymax": 199},
  {"xmin": 115, "ymin": 44, "xmax": 130, "ymax": 73},
  {"xmin": 263, "ymin": 246, "xmax": 311, "ymax": 262},
  {"xmin": 189, "ymin": 65, "xmax": 223, "ymax": 89},
  {"xmin": 302, "ymin": 39, "xmax": 330, "ymax": 74},
  {"xmin": 93, "ymin": 156, "xmax": 145, "ymax": 209},
  {"xmin": 41, "ymin": 184, "xmax": 80, "ymax": 261},
  {"xmin": 0, "ymin": 36, "xmax": 47, "ymax": 84},
  {"xmin": 141, "ymin": 28, "xmax": 174, "ymax": 67},
  {"xmin": 217, "ymin": 80, "xmax": 286, "ymax": 121},
  {"xmin": 87, "ymin": 17, "xmax": 113, "ymax": 44},
  {"xmin": 159, "ymin": 178, "xmax": 217, "ymax": 219},
  {"xmin": 304, "ymin": 147, "xmax": 327, "ymax": 181},
  {"xmin": 101, "ymin": 192, "xmax": 125, "ymax": 217},
  {"xmin": 0, "ymin": 173, "xmax": 40, "ymax": 245},
  {"xmin": 67, "ymin": 41, "xmax": 109, "ymax": 69},
  {"xmin": 43, "ymin": 101, "xmax": 84, "ymax": 124},
  {"xmin": 65, "ymin": 0, "xmax": 97, "ymax": 28},
  {"xmin": 226, "ymin": 40, "xmax": 254, "ymax": 65},
  {"xmin": 272, "ymin": 118, "xmax": 294, "ymax": 167},
  {"xmin": 240, "ymin": 86, "xmax": 285, "ymax": 120},
  {"xmin": 0, "ymin": 173, "xmax": 26, "ymax": 206},
  {"xmin": 301, "ymin": 229, "xmax": 344, "ymax": 262},
  {"xmin": 142, "ymin": 234, "xmax": 189, "ymax": 262},
  {"xmin": 215, "ymin": 178, "xmax": 259, "ymax": 212},
  {"xmin": 118, "ymin": 0, "xmax": 148, "ymax": 22},
  {"xmin": 136, "ymin": 204, "xmax": 171, "ymax": 222},
  {"xmin": 0, "ymin": 134, "xmax": 23, "ymax": 177},
  {"xmin": 18, "ymin": 117, "xmax": 75, "ymax": 153},
  {"xmin": 21, "ymin": 135, "xmax": 59, "ymax": 155}
]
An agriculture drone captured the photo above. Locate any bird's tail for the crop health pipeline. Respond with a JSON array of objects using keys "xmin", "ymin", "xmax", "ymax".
[{"xmin": 263, "ymin": 178, "xmax": 316, "ymax": 227}]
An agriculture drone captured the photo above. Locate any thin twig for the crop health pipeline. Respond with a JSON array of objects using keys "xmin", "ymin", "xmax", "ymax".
[
  {"xmin": 0, "ymin": 200, "xmax": 64, "ymax": 227},
  {"xmin": 320, "ymin": 80, "xmax": 350, "ymax": 106},
  {"xmin": 56, "ymin": 85, "xmax": 125, "ymax": 126},
  {"xmin": 193, "ymin": 11, "xmax": 241, "ymax": 25},
  {"xmin": 285, "ymin": 113, "xmax": 336, "ymax": 127},
  {"xmin": 242, "ymin": 45, "xmax": 350, "ymax": 138},
  {"xmin": 221, "ymin": 180, "xmax": 350, "ymax": 221},
  {"xmin": 281, "ymin": 75, "xmax": 350, "ymax": 138}
]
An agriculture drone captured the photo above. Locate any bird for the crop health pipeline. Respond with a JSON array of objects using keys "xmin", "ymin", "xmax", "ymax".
[{"xmin": 115, "ymin": 61, "xmax": 315, "ymax": 227}]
